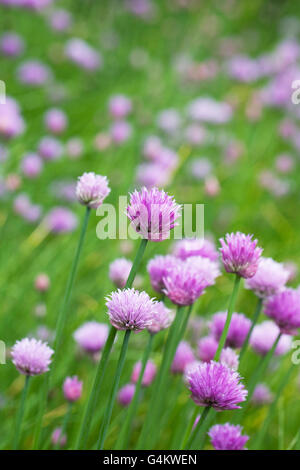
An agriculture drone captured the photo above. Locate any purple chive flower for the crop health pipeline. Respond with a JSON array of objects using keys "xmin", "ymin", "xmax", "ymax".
[
  {"xmin": 63, "ymin": 376, "xmax": 83, "ymax": 402},
  {"xmin": 220, "ymin": 347, "xmax": 239, "ymax": 371},
  {"xmin": 0, "ymin": 32, "xmax": 24, "ymax": 57},
  {"xmin": 0, "ymin": 97, "xmax": 25, "ymax": 139},
  {"xmin": 136, "ymin": 163, "xmax": 171, "ymax": 189},
  {"xmin": 147, "ymin": 301, "xmax": 174, "ymax": 335},
  {"xmin": 219, "ymin": 232, "xmax": 263, "ymax": 278},
  {"xmin": 208, "ymin": 423, "xmax": 249, "ymax": 450},
  {"xmin": 245, "ymin": 257, "xmax": 289, "ymax": 298},
  {"xmin": 38, "ymin": 136, "xmax": 63, "ymax": 161},
  {"xmin": 156, "ymin": 108, "xmax": 181, "ymax": 134},
  {"xmin": 109, "ymin": 258, "xmax": 133, "ymax": 288},
  {"xmin": 187, "ymin": 361, "xmax": 247, "ymax": 410},
  {"xmin": 210, "ymin": 312, "xmax": 251, "ymax": 349},
  {"xmin": 252, "ymin": 383, "xmax": 273, "ymax": 406},
  {"xmin": 17, "ymin": 60, "xmax": 52, "ymax": 86},
  {"xmin": 198, "ymin": 336, "xmax": 218, "ymax": 362},
  {"xmin": 11, "ymin": 338, "xmax": 54, "ymax": 376},
  {"xmin": 74, "ymin": 322, "xmax": 109, "ymax": 354},
  {"xmin": 65, "ymin": 38, "xmax": 102, "ymax": 71},
  {"xmin": 172, "ymin": 238, "xmax": 219, "ymax": 262},
  {"xmin": 44, "ymin": 108, "xmax": 68, "ymax": 134},
  {"xmin": 110, "ymin": 120, "xmax": 132, "ymax": 144},
  {"xmin": 34, "ymin": 273, "xmax": 50, "ymax": 292},
  {"xmin": 21, "ymin": 153, "xmax": 43, "ymax": 179},
  {"xmin": 264, "ymin": 288, "xmax": 300, "ymax": 335},
  {"xmin": 250, "ymin": 321, "xmax": 292, "ymax": 356},
  {"xmin": 44, "ymin": 207, "xmax": 78, "ymax": 233},
  {"xmin": 127, "ymin": 187, "xmax": 181, "ymax": 242},
  {"xmin": 147, "ymin": 255, "xmax": 178, "ymax": 293},
  {"xmin": 163, "ymin": 257, "xmax": 220, "ymax": 306},
  {"xmin": 51, "ymin": 428, "xmax": 67, "ymax": 447},
  {"xmin": 118, "ymin": 383, "xmax": 135, "ymax": 407},
  {"xmin": 131, "ymin": 360, "xmax": 157, "ymax": 386},
  {"xmin": 171, "ymin": 341, "xmax": 195, "ymax": 374},
  {"xmin": 106, "ymin": 288, "xmax": 157, "ymax": 332},
  {"xmin": 49, "ymin": 9, "xmax": 72, "ymax": 32},
  {"xmin": 187, "ymin": 97, "xmax": 232, "ymax": 124},
  {"xmin": 66, "ymin": 138, "xmax": 84, "ymax": 159},
  {"xmin": 109, "ymin": 94, "xmax": 132, "ymax": 119},
  {"xmin": 76, "ymin": 172, "xmax": 110, "ymax": 209}
]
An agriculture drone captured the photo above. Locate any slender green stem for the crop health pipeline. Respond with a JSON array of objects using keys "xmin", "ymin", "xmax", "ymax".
[
  {"xmin": 180, "ymin": 406, "xmax": 199, "ymax": 450},
  {"xmin": 214, "ymin": 275, "xmax": 241, "ymax": 361},
  {"xmin": 97, "ymin": 330, "xmax": 131, "ymax": 449},
  {"xmin": 239, "ymin": 297, "xmax": 262, "ymax": 365},
  {"xmin": 116, "ymin": 333, "xmax": 154, "ymax": 450},
  {"xmin": 75, "ymin": 237, "xmax": 148, "ymax": 449},
  {"xmin": 55, "ymin": 403, "xmax": 72, "ymax": 450},
  {"xmin": 13, "ymin": 375, "xmax": 30, "ymax": 450},
  {"xmin": 185, "ymin": 406, "xmax": 211, "ymax": 450},
  {"xmin": 136, "ymin": 305, "xmax": 186, "ymax": 449},
  {"xmin": 32, "ymin": 374, "xmax": 49, "ymax": 449},
  {"xmin": 178, "ymin": 304, "xmax": 193, "ymax": 340}
]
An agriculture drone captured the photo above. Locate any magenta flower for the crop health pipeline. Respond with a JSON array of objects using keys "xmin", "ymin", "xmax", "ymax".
[
  {"xmin": 34, "ymin": 273, "xmax": 50, "ymax": 292},
  {"xmin": 131, "ymin": 360, "xmax": 157, "ymax": 386},
  {"xmin": 147, "ymin": 301, "xmax": 174, "ymax": 335},
  {"xmin": 118, "ymin": 383, "xmax": 135, "ymax": 407},
  {"xmin": 163, "ymin": 257, "xmax": 220, "ymax": 306},
  {"xmin": 76, "ymin": 172, "xmax": 110, "ymax": 209},
  {"xmin": 11, "ymin": 338, "xmax": 54, "ymax": 376},
  {"xmin": 171, "ymin": 341, "xmax": 195, "ymax": 374},
  {"xmin": 21, "ymin": 153, "xmax": 43, "ymax": 179},
  {"xmin": 172, "ymin": 238, "xmax": 219, "ymax": 262},
  {"xmin": 245, "ymin": 257, "xmax": 289, "ymax": 298},
  {"xmin": 109, "ymin": 95, "xmax": 132, "ymax": 119},
  {"xmin": 110, "ymin": 120, "xmax": 132, "ymax": 144},
  {"xmin": 17, "ymin": 60, "xmax": 52, "ymax": 86},
  {"xmin": 264, "ymin": 288, "xmax": 300, "ymax": 335},
  {"xmin": 220, "ymin": 347, "xmax": 239, "ymax": 371},
  {"xmin": 208, "ymin": 423, "xmax": 249, "ymax": 450},
  {"xmin": 250, "ymin": 321, "xmax": 292, "ymax": 356},
  {"xmin": 44, "ymin": 108, "xmax": 68, "ymax": 134},
  {"xmin": 0, "ymin": 97, "xmax": 25, "ymax": 139},
  {"xmin": 187, "ymin": 361, "xmax": 247, "ymax": 410},
  {"xmin": 147, "ymin": 255, "xmax": 178, "ymax": 293},
  {"xmin": 51, "ymin": 428, "xmax": 67, "ymax": 447},
  {"xmin": 198, "ymin": 336, "xmax": 218, "ymax": 362},
  {"xmin": 74, "ymin": 322, "xmax": 109, "ymax": 354},
  {"xmin": 49, "ymin": 9, "xmax": 72, "ymax": 32},
  {"xmin": 106, "ymin": 288, "xmax": 157, "ymax": 332},
  {"xmin": 65, "ymin": 38, "xmax": 101, "ymax": 71},
  {"xmin": 127, "ymin": 187, "xmax": 181, "ymax": 242},
  {"xmin": 63, "ymin": 376, "xmax": 83, "ymax": 402},
  {"xmin": 0, "ymin": 32, "xmax": 24, "ymax": 57},
  {"xmin": 252, "ymin": 384, "xmax": 273, "ymax": 405},
  {"xmin": 38, "ymin": 136, "xmax": 63, "ymax": 161},
  {"xmin": 219, "ymin": 232, "xmax": 263, "ymax": 278},
  {"xmin": 44, "ymin": 207, "xmax": 78, "ymax": 233},
  {"xmin": 210, "ymin": 312, "xmax": 251, "ymax": 349},
  {"xmin": 109, "ymin": 258, "xmax": 133, "ymax": 288}
]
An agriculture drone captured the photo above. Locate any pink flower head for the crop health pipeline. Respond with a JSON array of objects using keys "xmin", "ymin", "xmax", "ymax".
[
  {"xmin": 136, "ymin": 163, "xmax": 171, "ymax": 189},
  {"xmin": 219, "ymin": 232, "xmax": 263, "ymax": 278},
  {"xmin": 65, "ymin": 38, "xmax": 102, "ymax": 71},
  {"xmin": 106, "ymin": 288, "xmax": 157, "ymax": 332},
  {"xmin": 171, "ymin": 341, "xmax": 195, "ymax": 374},
  {"xmin": 76, "ymin": 172, "xmax": 110, "ymax": 209},
  {"xmin": 147, "ymin": 255, "xmax": 179, "ymax": 293},
  {"xmin": 0, "ymin": 97, "xmax": 25, "ymax": 139},
  {"xmin": 38, "ymin": 136, "xmax": 63, "ymax": 161},
  {"xmin": 210, "ymin": 312, "xmax": 251, "ymax": 349},
  {"xmin": 198, "ymin": 336, "xmax": 218, "ymax": 362},
  {"xmin": 11, "ymin": 338, "xmax": 54, "ymax": 376},
  {"xmin": 109, "ymin": 258, "xmax": 133, "ymax": 288},
  {"xmin": 44, "ymin": 108, "xmax": 68, "ymax": 134},
  {"xmin": 147, "ymin": 301, "xmax": 174, "ymax": 334},
  {"xmin": 34, "ymin": 273, "xmax": 50, "ymax": 292},
  {"xmin": 127, "ymin": 187, "xmax": 181, "ymax": 242},
  {"xmin": 21, "ymin": 153, "xmax": 43, "ymax": 179},
  {"xmin": 17, "ymin": 60, "xmax": 52, "ymax": 86},
  {"xmin": 264, "ymin": 288, "xmax": 300, "ymax": 335},
  {"xmin": 131, "ymin": 359, "xmax": 156, "ymax": 386},
  {"xmin": 118, "ymin": 383, "xmax": 135, "ymax": 407},
  {"xmin": 66, "ymin": 137, "xmax": 84, "ymax": 159},
  {"xmin": 220, "ymin": 347, "xmax": 239, "ymax": 370},
  {"xmin": 51, "ymin": 428, "xmax": 67, "ymax": 447},
  {"xmin": 163, "ymin": 257, "xmax": 220, "ymax": 306},
  {"xmin": 74, "ymin": 322, "xmax": 109, "ymax": 353},
  {"xmin": 252, "ymin": 383, "xmax": 273, "ymax": 405},
  {"xmin": 208, "ymin": 423, "xmax": 249, "ymax": 450},
  {"xmin": 109, "ymin": 94, "xmax": 132, "ymax": 119},
  {"xmin": 110, "ymin": 120, "xmax": 132, "ymax": 144},
  {"xmin": 245, "ymin": 257, "xmax": 289, "ymax": 298},
  {"xmin": 0, "ymin": 32, "xmax": 24, "ymax": 57},
  {"xmin": 63, "ymin": 376, "xmax": 83, "ymax": 402},
  {"xmin": 172, "ymin": 238, "xmax": 219, "ymax": 262},
  {"xmin": 49, "ymin": 9, "xmax": 72, "ymax": 32},
  {"xmin": 250, "ymin": 321, "xmax": 292, "ymax": 355},
  {"xmin": 44, "ymin": 207, "xmax": 78, "ymax": 233},
  {"xmin": 187, "ymin": 361, "xmax": 247, "ymax": 411},
  {"xmin": 187, "ymin": 97, "xmax": 232, "ymax": 124}
]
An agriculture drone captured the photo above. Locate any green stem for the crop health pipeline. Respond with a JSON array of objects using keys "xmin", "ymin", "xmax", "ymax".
[
  {"xmin": 180, "ymin": 406, "xmax": 199, "ymax": 450},
  {"xmin": 185, "ymin": 406, "xmax": 211, "ymax": 450},
  {"xmin": 32, "ymin": 374, "xmax": 49, "ymax": 449},
  {"xmin": 214, "ymin": 275, "xmax": 241, "ymax": 361},
  {"xmin": 13, "ymin": 375, "xmax": 30, "ymax": 450},
  {"xmin": 75, "ymin": 237, "xmax": 148, "ymax": 449},
  {"xmin": 178, "ymin": 304, "xmax": 193, "ymax": 340},
  {"xmin": 239, "ymin": 297, "xmax": 262, "ymax": 365},
  {"xmin": 116, "ymin": 333, "xmax": 154, "ymax": 450},
  {"xmin": 136, "ymin": 305, "xmax": 185, "ymax": 450},
  {"xmin": 55, "ymin": 403, "xmax": 72, "ymax": 450},
  {"xmin": 97, "ymin": 330, "xmax": 131, "ymax": 450}
]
